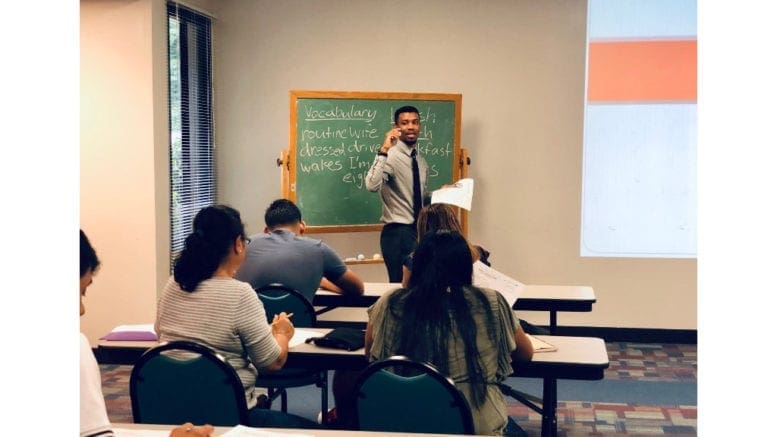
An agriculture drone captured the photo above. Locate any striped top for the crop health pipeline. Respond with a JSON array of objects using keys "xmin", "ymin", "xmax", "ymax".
[{"xmin": 155, "ymin": 276, "xmax": 281, "ymax": 408}]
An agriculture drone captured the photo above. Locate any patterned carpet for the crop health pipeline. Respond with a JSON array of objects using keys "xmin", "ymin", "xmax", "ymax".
[{"xmin": 100, "ymin": 342, "xmax": 697, "ymax": 436}]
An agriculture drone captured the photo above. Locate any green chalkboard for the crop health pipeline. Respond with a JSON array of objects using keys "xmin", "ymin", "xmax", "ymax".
[{"xmin": 288, "ymin": 91, "xmax": 462, "ymax": 232}]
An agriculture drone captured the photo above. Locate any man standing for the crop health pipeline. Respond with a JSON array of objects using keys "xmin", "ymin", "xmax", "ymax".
[
  {"xmin": 366, "ymin": 105, "xmax": 428, "ymax": 282},
  {"xmin": 235, "ymin": 198, "xmax": 364, "ymax": 302}
]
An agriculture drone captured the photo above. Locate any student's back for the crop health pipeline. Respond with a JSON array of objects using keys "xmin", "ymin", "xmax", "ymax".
[
  {"xmin": 365, "ymin": 231, "xmax": 534, "ymax": 436},
  {"xmin": 235, "ymin": 199, "xmax": 363, "ymax": 301},
  {"xmin": 368, "ymin": 284, "xmax": 518, "ymax": 434},
  {"xmin": 236, "ymin": 229, "xmax": 345, "ymax": 301}
]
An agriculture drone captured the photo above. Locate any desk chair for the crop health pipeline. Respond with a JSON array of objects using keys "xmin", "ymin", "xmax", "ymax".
[
  {"xmin": 353, "ymin": 355, "xmax": 475, "ymax": 434},
  {"xmin": 254, "ymin": 283, "xmax": 328, "ymax": 416},
  {"xmin": 130, "ymin": 341, "xmax": 249, "ymax": 426}
]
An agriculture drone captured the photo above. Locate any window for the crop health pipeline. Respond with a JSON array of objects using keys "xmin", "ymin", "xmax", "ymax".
[{"xmin": 167, "ymin": 2, "xmax": 215, "ymax": 267}]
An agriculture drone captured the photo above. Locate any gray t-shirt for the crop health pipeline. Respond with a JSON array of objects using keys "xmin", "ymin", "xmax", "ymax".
[{"xmin": 235, "ymin": 229, "xmax": 347, "ymax": 302}]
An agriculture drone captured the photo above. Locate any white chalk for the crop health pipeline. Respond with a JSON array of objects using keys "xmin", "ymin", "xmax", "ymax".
[
  {"xmin": 373, "ymin": 253, "xmax": 381, "ymax": 260},
  {"xmin": 357, "ymin": 253, "xmax": 365, "ymax": 260}
]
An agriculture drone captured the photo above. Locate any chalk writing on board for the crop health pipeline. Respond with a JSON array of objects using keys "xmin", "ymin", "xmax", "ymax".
[
  {"xmin": 304, "ymin": 105, "xmax": 378, "ymax": 123},
  {"xmin": 290, "ymin": 93, "xmax": 460, "ymax": 229}
]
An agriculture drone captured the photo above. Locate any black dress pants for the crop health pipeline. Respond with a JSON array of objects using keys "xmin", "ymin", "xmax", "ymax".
[{"xmin": 380, "ymin": 223, "xmax": 417, "ymax": 283}]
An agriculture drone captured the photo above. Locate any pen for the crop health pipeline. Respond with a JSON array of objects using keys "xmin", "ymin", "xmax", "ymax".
[{"xmin": 270, "ymin": 313, "xmax": 294, "ymax": 326}]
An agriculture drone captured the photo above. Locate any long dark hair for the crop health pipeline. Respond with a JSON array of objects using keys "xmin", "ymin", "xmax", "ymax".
[
  {"xmin": 416, "ymin": 204, "xmax": 479, "ymax": 262},
  {"xmin": 174, "ymin": 205, "xmax": 246, "ymax": 292},
  {"xmin": 389, "ymin": 230, "xmax": 497, "ymax": 406}
]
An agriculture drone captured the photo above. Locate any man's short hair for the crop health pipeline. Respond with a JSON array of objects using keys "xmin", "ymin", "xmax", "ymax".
[
  {"xmin": 394, "ymin": 105, "xmax": 420, "ymax": 124},
  {"xmin": 265, "ymin": 198, "xmax": 302, "ymax": 228}
]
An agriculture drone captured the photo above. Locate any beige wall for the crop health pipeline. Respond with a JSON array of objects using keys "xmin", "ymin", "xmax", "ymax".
[
  {"xmin": 80, "ymin": 0, "xmax": 170, "ymax": 343},
  {"xmin": 210, "ymin": 0, "xmax": 696, "ymax": 329},
  {"xmin": 80, "ymin": 0, "xmax": 696, "ymax": 340}
]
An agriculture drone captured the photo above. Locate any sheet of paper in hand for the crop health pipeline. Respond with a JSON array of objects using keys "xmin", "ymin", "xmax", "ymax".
[
  {"xmin": 472, "ymin": 261, "xmax": 526, "ymax": 304},
  {"xmin": 431, "ymin": 178, "xmax": 474, "ymax": 210}
]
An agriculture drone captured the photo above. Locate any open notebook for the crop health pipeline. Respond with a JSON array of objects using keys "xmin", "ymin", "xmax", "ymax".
[{"xmin": 527, "ymin": 334, "xmax": 557, "ymax": 353}]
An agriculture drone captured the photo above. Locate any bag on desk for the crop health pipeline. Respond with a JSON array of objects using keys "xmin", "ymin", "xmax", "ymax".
[{"xmin": 305, "ymin": 327, "xmax": 365, "ymax": 351}]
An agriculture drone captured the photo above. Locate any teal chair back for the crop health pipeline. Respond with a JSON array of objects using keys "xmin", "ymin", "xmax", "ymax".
[
  {"xmin": 354, "ymin": 356, "xmax": 475, "ymax": 434},
  {"xmin": 130, "ymin": 341, "xmax": 249, "ymax": 426},
  {"xmin": 256, "ymin": 283, "xmax": 316, "ymax": 327},
  {"xmin": 254, "ymin": 283, "xmax": 327, "ymax": 416}
]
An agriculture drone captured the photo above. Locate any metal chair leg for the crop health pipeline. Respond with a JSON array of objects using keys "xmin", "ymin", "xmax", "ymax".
[{"xmin": 320, "ymin": 370, "xmax": 328, "ymax": 418}]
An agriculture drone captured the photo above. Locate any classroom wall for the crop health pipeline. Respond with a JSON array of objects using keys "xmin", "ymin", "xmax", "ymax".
[
  {"xmin": 80, "ymin": 0, "xmax": 696, "ymax": 340},
  {"xmin": 209, "ymin": 0, "xmax": 697, "ymax": 330},
  {"xmin": 80, "ymin": 0, "xmax": 170, "ymax": 343}
]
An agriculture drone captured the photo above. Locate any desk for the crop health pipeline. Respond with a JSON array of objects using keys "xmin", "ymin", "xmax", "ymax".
[
  {"xmin": 314, "ymin": 283, "xmax": 596, "ymax": 334},
  {"xmin": 513, "ymin": 285, "xmax": 596, "ymax": 334},
  {"xmin": 113, "ymin": 422, "xmax": 491, "ymax": 436},
  {"xmin": 99, "ymin": 329, "xmax": 608, "ymax": 437},
  {"xmin": 315, "ymin": 306, "xmax": 368, "ymax": 329}
]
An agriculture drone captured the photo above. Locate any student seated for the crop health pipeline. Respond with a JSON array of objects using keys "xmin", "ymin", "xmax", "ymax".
[
  {"xmin": 236, "ymin": 198, "xmax": 364, "ymax": 302},
  {"xmin": 80, "ymin": 229, "xmax": 213, "ymax": 437},
  {"xmin": 366, "ymin": 230, "xmax": 534, "ymax": 436},
  {"xmin": 154, "ymin": 205, "xmax": 317, "ymax": 429},
  {"xmin": 402, "ymin": 203, "xmax": 548, "ymax": 336},
  {"xmin": 401, "ymin": 203, "xmax": 489, "ymax": 288}
]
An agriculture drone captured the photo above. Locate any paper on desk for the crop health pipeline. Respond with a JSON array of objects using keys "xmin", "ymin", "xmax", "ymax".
[
  {"xmin": 113, "ymin": 428, "xmax": 171, "ymax": 437},
  {"xmin": 472, "ymin": 261, "xmax": 526, "ymax": 304},
  {"xmin": 527, "ymin": 334, "xmax": 558, "ymax": 353},
  {"xmin": 431, "ymin": 178, "xmax": 474, "ymax": 210},
  {"xmin": 290, "ymin": 328, "xmax": 319, "ymax": 348},
  {"xmin": 221, "ymin": 424, "xmax": 314, "ymax": 437},
  {"xmin": 112, "ymin": 324, "xmax": 156, "ymax": 333}
]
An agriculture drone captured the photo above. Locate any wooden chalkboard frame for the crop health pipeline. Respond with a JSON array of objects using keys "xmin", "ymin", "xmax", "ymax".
[{"xmin": 283, "ymin": 90, "xmax": 466, "ymax": 234}]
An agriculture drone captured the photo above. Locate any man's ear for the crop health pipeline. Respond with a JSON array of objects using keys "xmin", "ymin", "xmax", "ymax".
[
  {"xmin": 234, "ymin": 235, "xmax": 243, "ymax": 254},
  {"xmin": 299, "ymin": 220, "xmax": 306, "ymax": 235},
  {"xmin": 263, "ymin": 226, "xmax": 270, "ymax": 233}
]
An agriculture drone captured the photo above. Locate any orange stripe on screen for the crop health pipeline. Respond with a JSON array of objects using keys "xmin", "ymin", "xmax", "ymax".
[{"xmin": 587, "ymin": 40, "xmax": 697, "ymax": 102}]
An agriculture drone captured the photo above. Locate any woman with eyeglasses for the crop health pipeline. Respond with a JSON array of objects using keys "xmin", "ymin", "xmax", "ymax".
[{"xmin": 155, "ymin": 205, "xmax": 316, "ymax": 428}]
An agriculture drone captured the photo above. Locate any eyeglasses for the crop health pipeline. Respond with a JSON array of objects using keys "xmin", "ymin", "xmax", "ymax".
[{"xmin": 243, "ymin": 237, "xmax": 251, "ymax": 244}]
